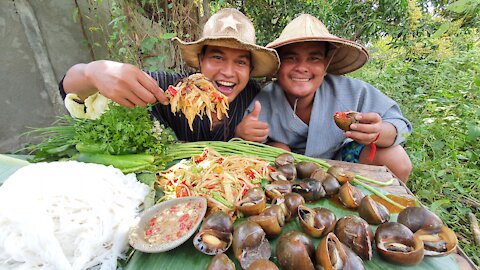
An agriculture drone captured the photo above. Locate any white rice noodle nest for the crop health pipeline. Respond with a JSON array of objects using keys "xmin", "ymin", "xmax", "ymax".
[{"xmin": 0, "ymin": 161, "xmax": 150, "ymax": 270}]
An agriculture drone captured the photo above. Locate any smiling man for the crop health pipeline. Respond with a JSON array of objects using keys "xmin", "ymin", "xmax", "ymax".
[
  {"xmin": 60, "ymin": 8, "xmax": 279, "ymax": 142},
  {"xmin": 238, "ymin": 14, "xmax": 413, "ymax": 182}
]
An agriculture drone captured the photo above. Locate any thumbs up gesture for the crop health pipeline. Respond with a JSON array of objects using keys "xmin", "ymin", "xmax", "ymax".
[{"xmin": 235, "ymin": 101, "xmax": 269, "ymax": 142}]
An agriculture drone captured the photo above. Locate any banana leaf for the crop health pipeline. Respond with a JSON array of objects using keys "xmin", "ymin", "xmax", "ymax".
[
  {"xmin": 0, "ymin": 154, "xmax": 29, "ymax": 186},
  {"xmin": 0, "ymin": 156, "xmax": 462, "ymax": 269},
  {"xmin": 125, "ymin": 198, "xmax": 461, "ymax": 270}
]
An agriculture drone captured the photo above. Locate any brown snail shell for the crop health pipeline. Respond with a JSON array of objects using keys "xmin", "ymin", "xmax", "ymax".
[
  {"xmin": 206, "ymin": 253, "xmax": 236, "ymax": 270},
  {"xmin": 375, "ymin": 222, "xmax": 424, "ymax": 265},
  {"xmin": 291, "ymin": 178, "xmax": 326, "ymax": 202},
  {"xmin": 193, "ymin": 211, "xmax": 233, "ymax": 255},
  {"xmin": 415, "ymin": 225, "xmax": 458, "ymax": 256},
  {"xmin": 248, "ymin": 205, "xmax": 286, "ymax": 238},
  {"xmin": 277, "ymin": 164, "xmax": 297, "ymax": 181},
  {"xmin": 338, "ymin": 181, "xmax": 365, "ymax": 209},
  {"xmin": 322, "ymin": 175, "xmax": 341, "ymax": 196},
  {"xmin": 397, "ymin": 206, "xmax": 444, "ymax": 233},
  {"xmin": 269, "ymin": 171, "xmax": 288, "ymax": 181},
  {"xmin": 316, "ymin": 232, "xmax": 364, "ymax": 270},
  {"xmin": 310, "ymin": 168, "xmax": 328, "ymax": 182},
  {"xmin": 246, "ymin": 259, "xmax": 278, "ymax": 270},
  {"xmin": 282, "ymin": 192, "xmax": 305, "ymax": 221},
  {"xmin": 200, "ymin": 211, "xmax": 234, "ymax": 232},
  {"xmin": 335, "ymin": 170, "xmax": 356, "ymax": 184},
  {"xmin": 233, "ymin": 221, "xmax": 271, "ymax": 270},
  {"xmin": 275, "ymin": 153, "xmax": 295, "ymax": 167},
  {"xmin": 236, "ymin": 187, "xmax": 266, "ymax": 216},
  {"xmin": 358, "ymin": 195, "xmax": 390, "ymax": 224},
  {"xmin": 271, "ymin": 197, "xmax": 292, "ymax": 221},
  {"xmin": 298, "ymin": 205, "xmax": 336, "ymax": 238},
  {"xmin": 194, "ymin": 229, "xmax": 233, "ymax": 255},
  {"xmin": 295, "ymin": 161, "xmax": 321, "ymax": 179},
  {"xmin": 326, "ymin": 166, "xmax": 345, "ymax": 179},
  {"xmin": 334, "ymin": 215, "xmax": 373, "ymax": 260},
  {"xmin": 326, "ymin": 166, "xmax": 356, "ymax": 187},
  {"xmin": 248, "ymin": 215, "xmax": 282, "ymax": 238},
  {"xmin": 264, "ymin": 180, "xmax": 292, "ymax": 200},
  {"xmin": 333, "ymin": 111, "xmax": 359, "ymax": 131},
  {"xmin": 263, "ymin": 204, "xmax": 287, "ymax": 227},
  {"xmin": 276, "ymin": 231, "xmax": 315, "ymax": 270}
]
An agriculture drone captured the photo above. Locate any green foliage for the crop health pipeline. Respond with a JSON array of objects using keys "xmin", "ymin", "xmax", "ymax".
[
  {"xmin": 212, "ymin": 0, "xmax": 410, "ymax": 46},
  {"xmin": 74, "ymin": 105, "xmax": 175, "ymax": 155},
  {"xmin": 351, "ymin": 26, "xmax": 480, "ymax": 266}
]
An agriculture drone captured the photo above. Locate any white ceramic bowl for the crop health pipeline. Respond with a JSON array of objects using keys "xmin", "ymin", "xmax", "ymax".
[{"xmin": 129, "ymin": 196, "xmax": 207, "ymax": 253}]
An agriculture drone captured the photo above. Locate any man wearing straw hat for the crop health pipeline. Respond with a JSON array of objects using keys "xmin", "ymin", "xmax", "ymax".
[
  {"xmin": 59, "ymin": 8, "xmax": 279, "ymax": 142},
  {"xmin": 238, "ymin": 14, "xmax": 413, "ymax": 182}
]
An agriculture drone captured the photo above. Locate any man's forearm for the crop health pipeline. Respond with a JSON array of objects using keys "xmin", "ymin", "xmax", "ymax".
[{"xmin": 63, "ymin": 63, "xmax": 99, "ymax": 100}]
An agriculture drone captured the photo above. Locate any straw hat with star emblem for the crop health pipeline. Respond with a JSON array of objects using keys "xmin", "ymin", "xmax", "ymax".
[
  {"xmin": 172, "ymin": 8, "xmax": 279, "ymax": 77},
  {"xmin": 267, "ymin": 14, "xmax": 369, "ymax": 75}
]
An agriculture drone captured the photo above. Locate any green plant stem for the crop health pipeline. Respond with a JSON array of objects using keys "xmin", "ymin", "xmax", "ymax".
[
  {"xmin": 166, "ymin": 139, "xmax": 398, "ymax": 201},
  {"xmin": 353, "ymin": 179, "xmax": 406, "ymax": 210}
]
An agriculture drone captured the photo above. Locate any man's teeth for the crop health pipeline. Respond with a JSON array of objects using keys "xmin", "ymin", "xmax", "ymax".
[
  {"xmin": 216, "ymin": 81, "xmax": 235, "ymax": 86},
  {"xmin": 291, "ymin": 77, "xmax": 310, "ymax": 82}
]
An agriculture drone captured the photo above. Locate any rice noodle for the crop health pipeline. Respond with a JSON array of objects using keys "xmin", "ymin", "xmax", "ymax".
[{"xmin": 0, "ymin": 161, "xmax": 149, "ymax": 270}]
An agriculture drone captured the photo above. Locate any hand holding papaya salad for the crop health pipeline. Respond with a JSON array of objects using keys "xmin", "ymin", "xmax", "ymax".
[
  {"xmin": 165, "ymin": 73, "xmax": 229, "ymax": 131},
  {"xmin": 157, "ymin": 148, "xmax": 273, "ymax": 216}
]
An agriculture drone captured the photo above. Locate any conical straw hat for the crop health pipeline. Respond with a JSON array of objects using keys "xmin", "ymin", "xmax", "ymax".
[
  {"xmin": 267, "ymin": 14, "xmax": 369, "ymax": 75},
  {"xmin": 172, "ymin": 8, "xmax": 279, "ymax": 77}
]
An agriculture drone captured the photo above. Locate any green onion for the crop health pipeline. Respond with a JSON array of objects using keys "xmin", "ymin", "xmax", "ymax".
[{"xmin": 212, "ymin": 191, "xmax": 234, "ymax": 209}]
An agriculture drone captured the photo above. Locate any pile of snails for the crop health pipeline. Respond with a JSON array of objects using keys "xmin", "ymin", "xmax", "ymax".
[{"xmin": 194, "ymin": 153, "xmax": 458, "ymax": 270}]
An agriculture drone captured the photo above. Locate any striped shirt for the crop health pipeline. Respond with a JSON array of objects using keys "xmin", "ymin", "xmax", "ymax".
[{"xmin": 59, "ymin": 71, "xmax": 261, "ymax": 142}]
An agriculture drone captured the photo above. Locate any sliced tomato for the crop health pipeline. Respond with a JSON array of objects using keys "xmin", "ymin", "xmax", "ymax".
[{"xmin": 175, "ymin": 184, "xmax": 190, "ymax": 197}]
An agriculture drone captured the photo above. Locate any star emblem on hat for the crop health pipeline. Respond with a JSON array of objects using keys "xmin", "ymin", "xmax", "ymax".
[{"xmin": 219, "ymin": 14, "xmax": 240, "ymax": 32}]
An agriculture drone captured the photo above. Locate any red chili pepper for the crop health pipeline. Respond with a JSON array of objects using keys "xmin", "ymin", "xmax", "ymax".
[
  {"xmin": 179, "ymin": 213, "xmax": 189, "ymax": 223},
  {"xmin": 149, "ymin": 217, "xmax": 157, "ymax": 226},
  {"xmin": 167, "ymin": 85, "xmax": 178, "ymax": 96},
  {"xmin": 146, "ymin": 229, "xmax": 153, "ymax": 236},
  {"xmin": 245, "ymin": 168, "xmax": 255, "ymax": 179},
  {"xmin": 267, "ymin": 165, "xmax": 276, "ymax": 172},
  {"xmin": 212, "ymin": 92, "xmax": 223, "ymax": 102},
  {"xmin": 179, "ymin": 222, "xmax": 186, "ymax": 231},
  {"xmin": 176, "ymin": 231, "xmax": 182, "ymax": 238}
]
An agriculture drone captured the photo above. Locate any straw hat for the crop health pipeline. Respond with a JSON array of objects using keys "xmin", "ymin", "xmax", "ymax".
[
  {"xmin": 172, "ymin": 8, "xmax": 279, "ymax": 77},
  {"xmin": 267, "ymin": 14, "xmax": 369, "ymax": 75}
]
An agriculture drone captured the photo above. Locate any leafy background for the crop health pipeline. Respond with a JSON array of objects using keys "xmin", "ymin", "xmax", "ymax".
[{"xmin": 76, "ymin": 0, "xmax": 479, "ymax": 266}]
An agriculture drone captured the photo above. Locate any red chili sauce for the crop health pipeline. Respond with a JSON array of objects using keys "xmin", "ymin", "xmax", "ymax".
[{"xmin": 144, "ymin": 201, "xmax": 203, "ymax": 244}]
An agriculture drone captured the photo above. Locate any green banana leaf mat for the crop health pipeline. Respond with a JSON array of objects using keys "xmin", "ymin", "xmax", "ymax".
[{"xmin": 0, "ymin": 155, "xmax": 460, "ymax": 270}]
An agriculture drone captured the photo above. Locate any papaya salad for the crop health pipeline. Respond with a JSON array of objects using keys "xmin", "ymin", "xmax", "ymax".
[
  {"xmin": 165, "ymin": 73, "xmax": 229, "ymax": 131},
  {"xmin": 157, "ymin": 148, "xmax": 273, "ymax": 216}
]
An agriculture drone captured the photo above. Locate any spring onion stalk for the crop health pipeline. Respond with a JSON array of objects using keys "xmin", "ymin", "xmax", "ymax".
[
  {"xmin": 166, "ymin": 139, "xmax": 392, "ymax": 186},
  {"xmin": 212, "ymin": 191, "xmax": 234, "ymax": 209},
  {"xmin": 353, "ymin": 179, "xmax": 406, "ymax": 210},
  {"xmin": 165, "ymin": 139, "xmax": 404, "ymax": 206}
]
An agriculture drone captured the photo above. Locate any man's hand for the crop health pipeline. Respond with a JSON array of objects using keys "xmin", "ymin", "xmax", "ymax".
[
  {"xmin": 235, "ymin": 101, "xmax": 269, "ymax": 142},
  {"xmin": 64, "ymin": 60, "xmax": 169, "ymax": 107},
  {"xmin": 344, "ymin": 112, "xmax": 382, "ymax": 145},
  {"xmin": 344, "ymin": 112, "xmax": 396, "ymax": 147}
]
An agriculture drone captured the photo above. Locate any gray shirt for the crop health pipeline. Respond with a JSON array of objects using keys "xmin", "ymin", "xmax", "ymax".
[{"xmin": 246, "ymin": 74, "xmax": 412, "ymax": 159}]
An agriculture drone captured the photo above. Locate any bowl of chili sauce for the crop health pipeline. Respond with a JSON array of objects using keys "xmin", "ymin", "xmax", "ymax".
[{"xmin": 129, "ymin": 196, "xmax": 207, "ymax": 253}]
